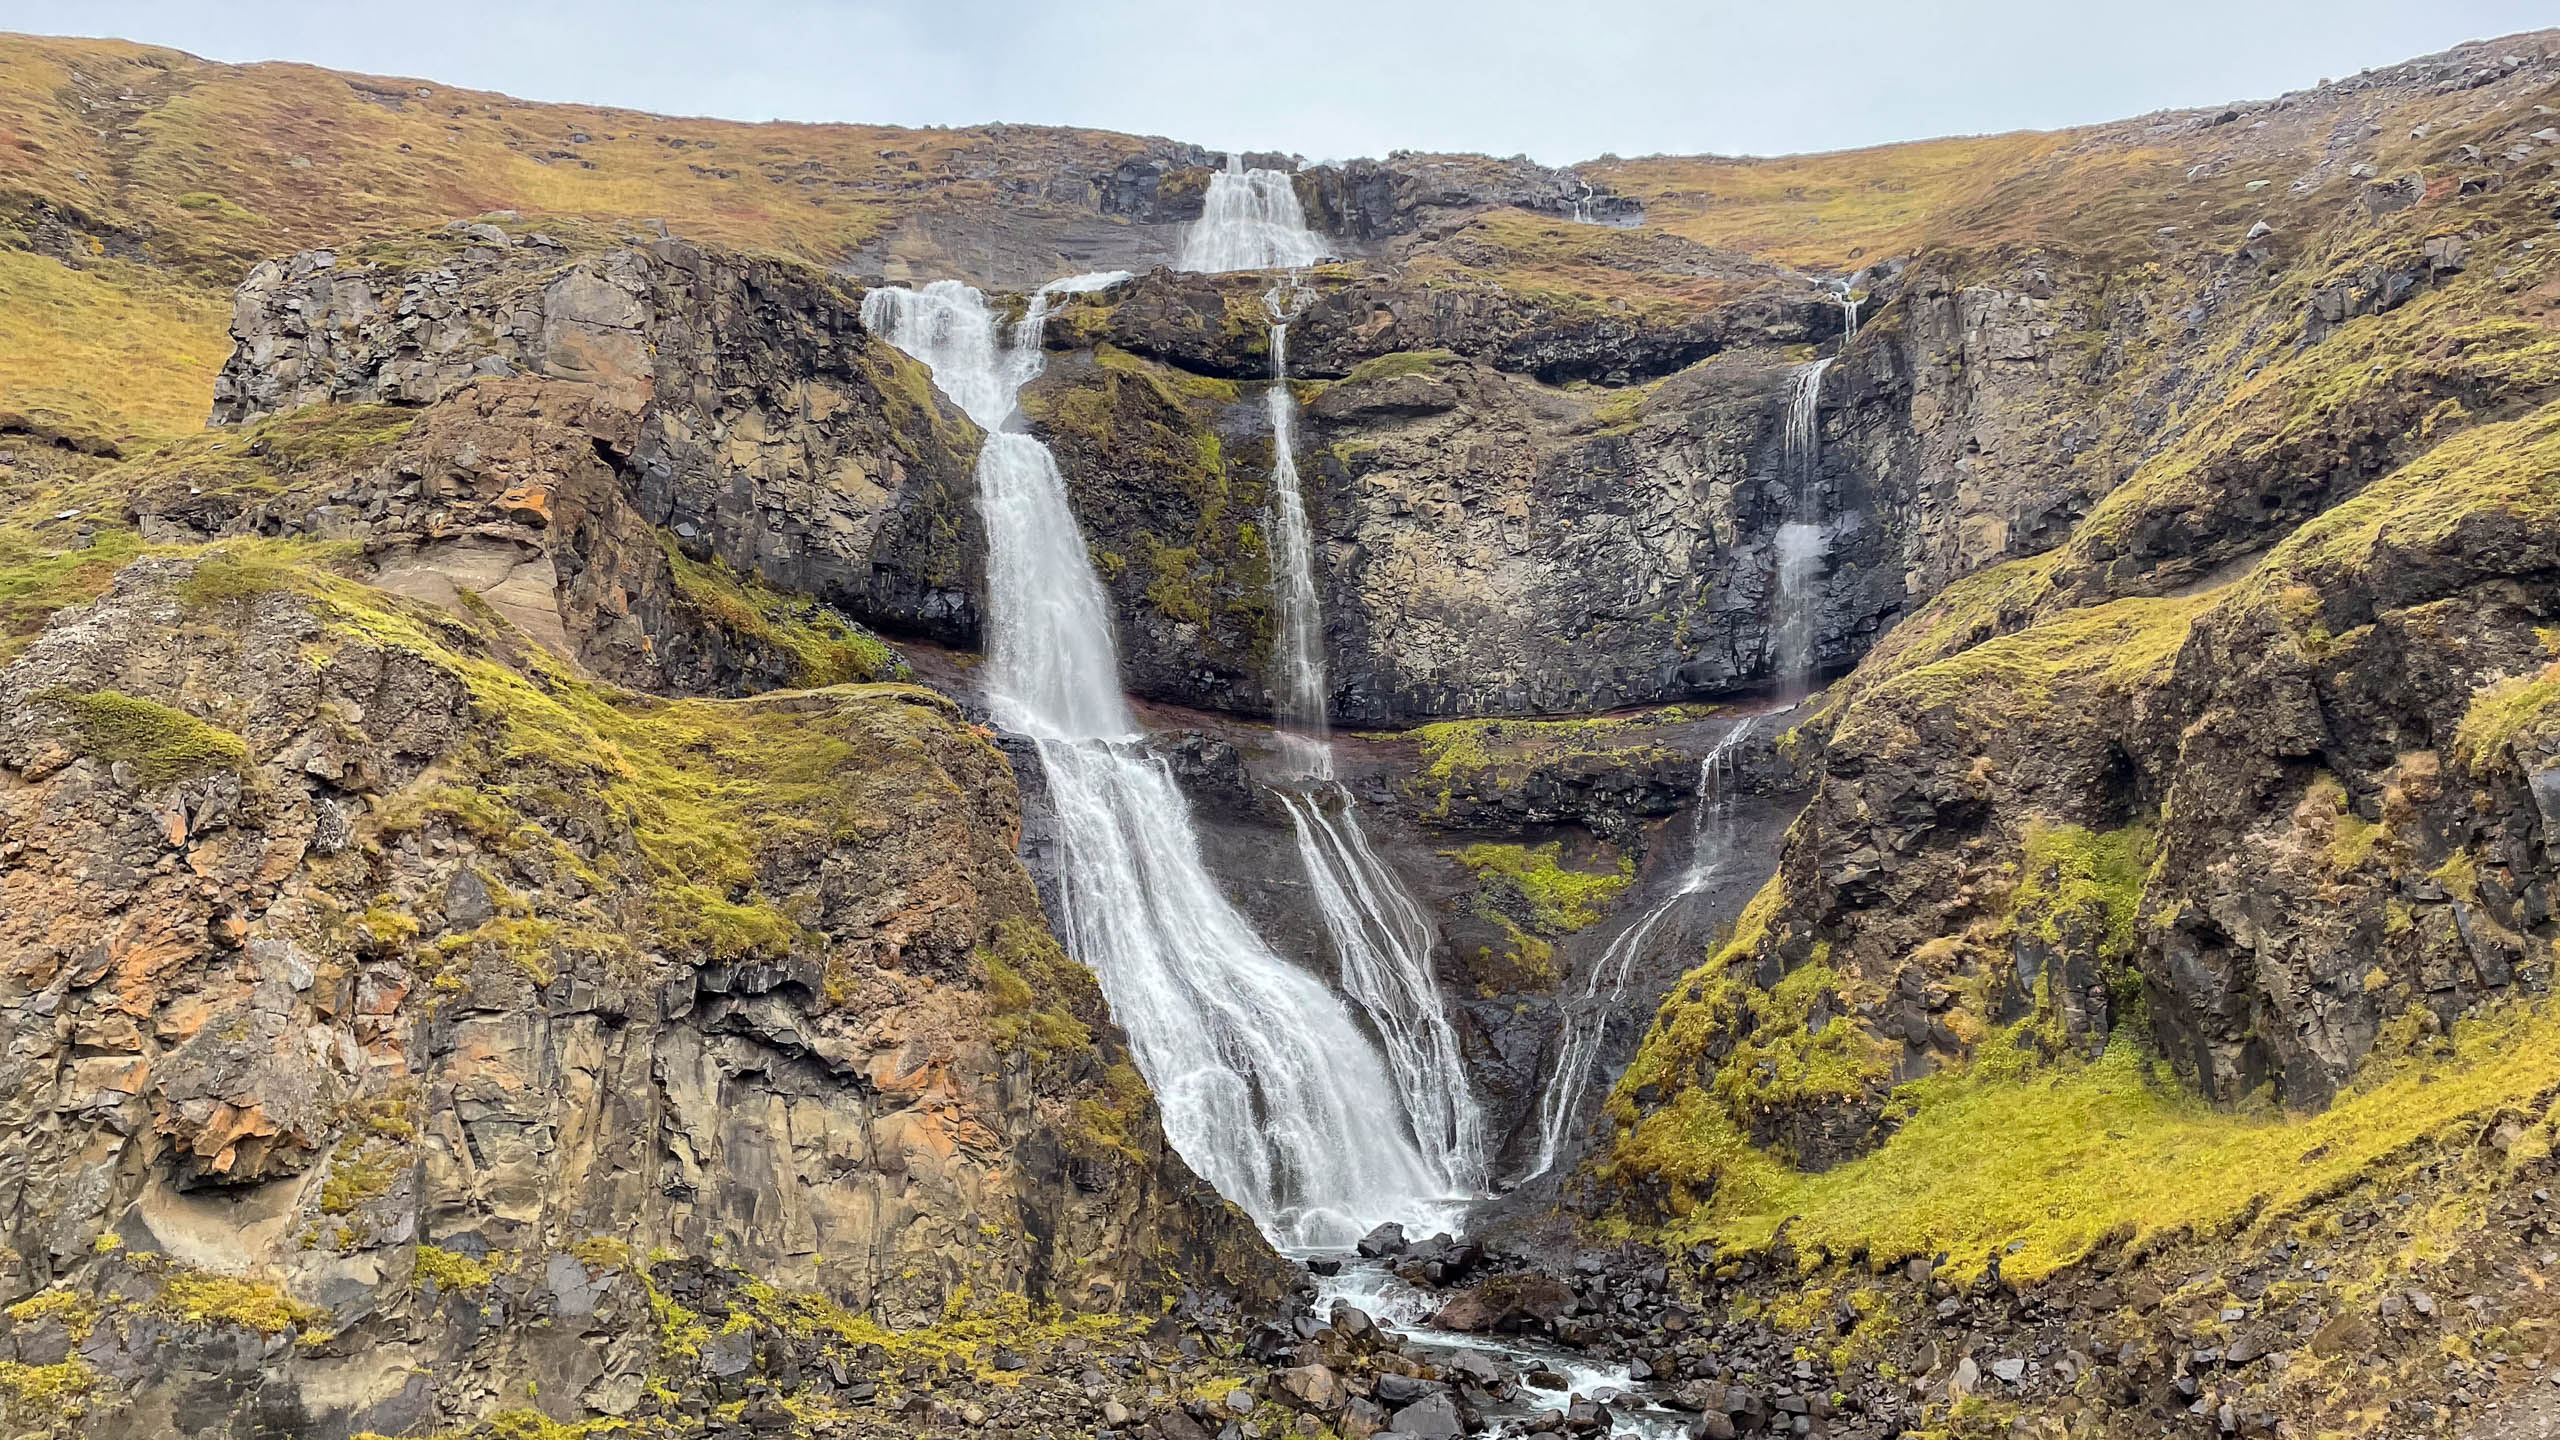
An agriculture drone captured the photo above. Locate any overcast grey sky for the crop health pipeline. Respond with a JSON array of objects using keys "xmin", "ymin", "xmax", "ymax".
[{"xmin": 8, "ymin": 2, "xmax": 2554, "ymax": 164}]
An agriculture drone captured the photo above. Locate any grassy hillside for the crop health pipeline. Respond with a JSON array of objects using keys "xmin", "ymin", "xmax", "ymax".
[{"xmin": 0, "ymin": 32, "xmax": 1181, "ymax": 448}]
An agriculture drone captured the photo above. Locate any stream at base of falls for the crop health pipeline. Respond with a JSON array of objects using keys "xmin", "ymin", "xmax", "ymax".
[{"xmin": 1309, "ymin": 1259, "xmax": 1697, "ymax": 1439}]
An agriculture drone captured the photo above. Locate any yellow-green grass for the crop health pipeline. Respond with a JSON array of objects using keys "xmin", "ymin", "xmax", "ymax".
[
  {"xmin": 0, "ymin": 247, "xmax": 230, "ymax": 448},
  {"xmin": 660, "ymin": 536, "xmax": 901, "ymax": 688},
  {"xmin": 0, "ymin": 34, "xmax": 1161, "ymax": 280},
  {"xmin": 1616, "ymin": 994, "xmax": 2560, "ymax": 1285},
  {"xmin": 0, "ymin": 404, "xmax": 415, "ymax": 665}
]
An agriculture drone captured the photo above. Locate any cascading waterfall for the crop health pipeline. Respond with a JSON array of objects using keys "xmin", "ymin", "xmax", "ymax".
[
  {"xmin": 863, "ymin": 275, "xmax": 1467, "ymax": 1252},
  {"xmin": 1524, "ymin": 718, "xmax": 1756, "ymax": 1179},
  {"xmin": 1771, "ymin": 356, "xmax": 1834, "ymax": 691},
  {"xmin": 1259, "ymin": 273, "xmax": 1332, "ymax": 781},
  {"xmin": 1182, "ymin": 166, "xmax": 1491, "ymax": 1198},
  {"xmin": 1180, "ymin": 156, "xmax": 1330, "ymax": 273},
  {"xmin": 1836, "ymin": 280, "xmax": 1862, "ymax": 341}
]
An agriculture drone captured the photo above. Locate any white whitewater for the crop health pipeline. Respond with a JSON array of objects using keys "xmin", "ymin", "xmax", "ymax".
[
  {"xmin": 1279, "ymin": 788, "xmax": 1488, "ymax": 1173},
  {"xmin": 862, "ymin": 276, "xmax": 1465, "ymax": 1252},
  {"xmin": 1524, "ymin": 717, "xmax": 1756, "ymax": 1179},
  {"xmin": 1772, "ymin": 356, "xmax": 1834, "ymax": 692},
  {"xmin": 1838, "ymin": 281, "xmax": 1862, "ymax": 341},
  {"xmin": 1180, "ymin": 157, "xmax": 1330, "ymax": 273},
  {"xmin": 1184, "ymin": 176, "xmax": 1491, "ymax": 1196},
  {"xmin": 1258, "ymin": 274, "xmax": 1332, "ymax": 780}
]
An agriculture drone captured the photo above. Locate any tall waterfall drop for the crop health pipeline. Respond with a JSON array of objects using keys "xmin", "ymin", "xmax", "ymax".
[
  {"xmin": 1182, "ymin": 167, "xmax": 1490, "ymax": 1192},
  {"xmin": 1771, "ymin": 357, "xmax": 1834, "ymax": 692},
  {"xmin": 1525, "ymin": 718, "xmax": 1755, "ymax": 1178},
  {"xmin": 862, "ymin": 275, "xmax": 1467, "ymax": 1251}
]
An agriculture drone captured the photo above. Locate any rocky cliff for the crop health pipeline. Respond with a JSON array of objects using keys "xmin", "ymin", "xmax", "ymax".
[{"xmin": 3, "ymin": 20, "xmax": 2560, "ymax": 1440}]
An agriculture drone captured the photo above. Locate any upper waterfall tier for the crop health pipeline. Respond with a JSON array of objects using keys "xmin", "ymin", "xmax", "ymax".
[{"xmin": 1179, "ymin": 159, "xmax": 1331, "ymax": 273}]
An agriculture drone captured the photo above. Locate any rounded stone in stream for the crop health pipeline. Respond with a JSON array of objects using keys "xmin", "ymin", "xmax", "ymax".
[
  {"xmin": 1390, "ymin": 1390, "xmax": 1466, "ymax": 1440},
  {"xmin": 1374, "ymin": 1372, "xmax": 1442, "ymax": 1406},
  {"xmin": 1358, "ymin": 1221, "xmax": 1411, "ymax": 1258},
  {"xmin": 1329, "ymin": 1304, "xmax": 1378, "ymax": 1343}
]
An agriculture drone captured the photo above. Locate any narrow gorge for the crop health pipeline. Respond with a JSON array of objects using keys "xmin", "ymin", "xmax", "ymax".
[{"xmin": 0, "ymin": 21, "xmax": 2556, "ymax": 1440}]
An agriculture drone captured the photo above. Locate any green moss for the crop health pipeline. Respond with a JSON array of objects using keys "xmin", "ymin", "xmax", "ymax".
[
  {"xmin": 0, "ymin": 1358, "xmax": 96, "ymax": 1411},
  {"xmin": 1337, "ymin": 349, "xmax": 1459, "ymax": 386},
  {"xmin": 1614, "ymin": 963, "xmax": 2560, "ymax": 1285},
  {"xmin": 660, "ymin": 534, "xmax": 903, "ymax": 688},
  {"xmin": 1070, "ymin": 1061, "xmax": 1154, "ymax": 1166},
  {"xmin": 1834, "ymin": 591, "xmax": 2209, "ymax": 745},
  {"xmin": 1450, "ymin": 841, "xmax": 1633, "ymax": 933},
  {"xmin": 1024, "ymin": 344, "xmax": 1270, "ymax": 666},
  {"xmin": 720, "ymin": 1277, "xmax": 1143, "ymax": 1382},
  {"xmin": 2453, "ymin": 659, "xmax": 2560, "ymax": 773},
  {"xmin": 39, "ymin": 687, "xmax": 247, "ymax": 785},
  {"xmin": 980, "ymin": 916, "xmax": 1096, "ymax": 1060},
  {"xmin": 1405, "ymin": 707, "xmax": 1697, "ymax": 816},
  {"xmin": 477, "ymin": 1413, "xmax": 622, "ymax": 1440},
  {"xmin": 3, "ymin": 1290, "xmax": 96, "ymax": 1342},
  {"xmin": 412, "ymin": 1246, "xmax": 497, "ymax": 1296},
  {"xmin": 159, "ymin": 1270, "xmax": 328, "ymax": 1336}
]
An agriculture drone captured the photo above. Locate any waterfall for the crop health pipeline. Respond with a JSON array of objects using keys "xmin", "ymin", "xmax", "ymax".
[
  {"xmin": 1524, "ymin": 717, "xmax": 1756, "ymax": 1179},
  {"xmin": 1181, "ymin": 174, "xmax": 1491, "ymax": 1199},
  {"xmin": 863, "ymin": 276, "xmax": 1468, "ymax": 1252},
  {"xmin": 1180, "ymin": 157, "xmax": 1330, "ymax": 274},
  {"xmin": 1839, "ymin": 285, "xmax": 1862, "ymax": 341},
  {"xmin": 1260, "ymin": 274, "xmax": 1331, "ymax": 780},
  {"xmin": 1772, "ymin": 357, "xmax": 1834, "ymax": 691},
  {"xmin": 1279, "ymin": 788, "xmax": 1487, "ymax": 1171}
]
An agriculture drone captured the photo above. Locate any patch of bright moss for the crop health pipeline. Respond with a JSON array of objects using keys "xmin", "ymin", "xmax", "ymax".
[
  {"xmin": 2, "ymin": 1289, "xmax": 96, "ymax": 1342},
  {"xmin": 2453, "ymin": 659, "xmax": 2560, "ymax": 773},
  {"xmin": 39, "ymin": 687, "xmax": 247, "ymax": 786},
  {"xmin": 980, "ymin": 916, "xmax": 1097, "ymax": 1060},
  {"xmin": 0, "ymin": 1358, "xmax": 96, "ymax": 1412},
  {"xmin": 1337, "ymin": 349, "xmax": 1460, "ymax": 386},
  {"xmin": 1451, "ymin": 841, "xmax": 1634, "ymax": 933},
  {"xmin": 1405, "ymin": 707, "xmax": 1696, "ymax": 816},
  {"xmin": 1616, "ymin": 989, "xmax": 2560, "ymax": 1285},
  {"xmin": 159, "ymin": 1270, "xmax": 328, "ymax": 1336},
  {"xmin": 660, "ymin": 534, "xmax": 903, "ymax": 688},
  {"xmin": 412, "ymin": 1246, "xmax": 498, "ymax": 1296}
]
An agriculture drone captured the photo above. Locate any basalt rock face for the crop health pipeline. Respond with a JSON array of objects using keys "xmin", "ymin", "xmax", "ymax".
[
  {"xmin": 1048, "ymin": 260, "xmax": 1842, "ymax": 385},
  {"xmin": 212, "ymin": 225, "xmax": 990, "ymax": 648},
  {"xmin": 1296, "ymin": 155, "xmax": 1643, "ymax": 242},
  {"xmin": 0, "ymin": 550, "xmax": 1284, "ymax": 1436},
  {"xmin": 1599, "ymin": 39, "xmax": 2560, "ymax": 1244}
]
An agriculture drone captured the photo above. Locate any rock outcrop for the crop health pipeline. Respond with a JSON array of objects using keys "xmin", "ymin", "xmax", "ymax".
[
  {"xmin": 211, "ymin": 221, "xmax": 990, "ymax": 650},
  {"xmin": 0, "ymin": 544, "xmax": 1282, "ymax": 1435}
]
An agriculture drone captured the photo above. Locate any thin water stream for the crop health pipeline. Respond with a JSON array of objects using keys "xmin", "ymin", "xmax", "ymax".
[{"xmin": 1524, "ymin": 717, "xmax": 1756, "ymax": 1179}]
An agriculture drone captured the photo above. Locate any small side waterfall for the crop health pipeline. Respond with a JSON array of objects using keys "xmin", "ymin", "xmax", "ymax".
[
  {"xmin": 1772, "ymin": 357, "xmax": 1834, "ymax": 692},
  {"xmin": 1524, "ymin": 718, "xmax": 1756, "ymax": 1180},
  {"xmin": 864, "ymin": 276, "xmax": 1469, "ymax": 1251},
  {"xmin": 1180, "ymin": 157, "xmax": 1330, "ymax": 273},
  {"xmin": 1837, "ymin": 280, "xmax": 1862, "ymax": 341}
]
